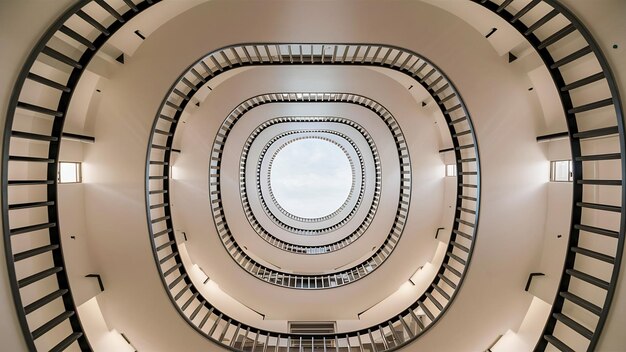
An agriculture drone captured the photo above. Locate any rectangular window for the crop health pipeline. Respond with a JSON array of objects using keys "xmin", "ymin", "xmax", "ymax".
[
  {"xmin": 58, "ymin": 162, "xmax": 82, "ymax": 183},
  {"xmin": 550, "ymin": 160, "xmax": 572, "ymax": 182},
  {"xmin": 445, "ymin": 164, "xmax": 457, "ymax": 177}
]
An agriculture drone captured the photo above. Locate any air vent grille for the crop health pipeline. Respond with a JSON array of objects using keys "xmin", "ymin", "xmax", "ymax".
[{"xmin": 289, "ymin": 321, "xmax": 336, "ymax": 334}]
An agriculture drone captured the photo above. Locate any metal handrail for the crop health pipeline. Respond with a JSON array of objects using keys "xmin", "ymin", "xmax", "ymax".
[
  {"xmin": 145, "ymin": 43, "xmax": 480, "ymax": 350},
  {"xmin": 210, "ymin": 95, "xmax": 405, "ymax": 288},
  {"xmin": 2, "ymin": 0, "xmax": 160, "ymax": 350},
  {"xmin": 5, "ymin": 0, "xmax": 618, "ymax": 351},
  {"xmin": 473, "ymin": 1, "xmax": 624, "ymax": 350},
  {"xmin": 246, "ymin": 119, "xmax": 374, "ymax": 238},
  {"xmin": 242, "ymin": 116, "xmax": 379, "ymax": 247}
]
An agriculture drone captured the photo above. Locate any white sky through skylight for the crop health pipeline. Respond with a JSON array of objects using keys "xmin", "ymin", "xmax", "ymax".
[{"xmin": 270, "ymin": 138, "xmax": 352, "ymax": 218}]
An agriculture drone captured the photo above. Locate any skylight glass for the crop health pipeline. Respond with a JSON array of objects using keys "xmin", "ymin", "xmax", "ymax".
[{"xmin": 270, "ymin": 138, "xmax": 352, "ymax": 219}]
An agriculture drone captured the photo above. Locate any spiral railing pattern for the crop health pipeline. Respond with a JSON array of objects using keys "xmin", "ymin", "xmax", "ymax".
[
  {"xmin": 145, "ymin": 42, "xmax": 480, "ymax": 348},
  {"xmin": 1, "ymin": 0, "xmax": 620, "ymax": 351},
  {"xmin": 242, "ymin": 116, "xmax": 380, "ymax": 251},
  {"xmin": 154, "ymin": 91, "xmax": 411, "ymax": 289},
  {"xmin": 473, "ymin": 1, "xmax": 624, "ymax": 350}
]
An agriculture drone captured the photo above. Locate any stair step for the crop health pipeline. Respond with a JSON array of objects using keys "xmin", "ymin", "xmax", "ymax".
[
  {"xmin": 560, "ymin": 291, "xmax": 602, "ymax": 316},
  {"xmin": 165, "ymin": 101, "xmax": 183, "ymax": 111},
  {"xmin": 174, "ymin": 283, "xmax": 192, "ymax": 300},
  {"xmin": 455, "ymin": 218, "xmax": 475, "ymax": 227},
  {"xmin": 569, "ymin": 98, "xmax": 613, "ymax": 114},
  {"xmin": 496, "ymin": 0, "xmax": 514, "ymax": 13},
  {"xmin": 443, "ymin": 263, "xmax": 461, "ymax": 277},
  {"xmin": 438, "ymin": 273, "xmax": 457, "ymax": 289},
  {"xmin": 190, "ymin": 300, "xmax": 205, "ymax": 320},
  {"xmin": 26, "ymin": 72, "xmax": 71, "ymax": 92},
  {"xmin": 76, "ymin": 10, "xmax": 110, "ymax": 35},
  {"xmin": 457, "ymin": 206, "xmax": 476, "ymax": 214},
  {"xmin": 16, "ymin": 101, "xmax": 63, "ymax": 117},
  {"xmin": 573, "ymin": 126, "xmax": 618, "ymax": 139},
  {"xmin": 453, "ymin": 229, "xmax": 472, "ymax": 240},
  {"xmin": 544, "ymin": 334, "xmax": 574, "ymax": 352},
  {"xmin": 575, "ymin": 153, "xmax": 620, "ymax": 161},
  {"xmin": 10, "ymin": 222, "xmax": 56, "ymax": 236},
  {"xmin": 571, "ymin": 246, "xmax": 614, "ymax": 264},
  {"xmin": 418, "ymin": 301, "xmax": 435, "ymax": 321},
  {"xmin": 551, "ymin": 46, "xmax": 592, "ymax": 68},
  {"xmin": 575, "ymin": 224, "xmax": 619, "ymax": 238},
  {"xmin": 562, "ymin": 72, "xmax": 605, "ymax": 91},
  {"xmin": 159, "ymin": 251, "xmax": 178, "ymax": 264},
  {"xmin": 432, "ymin": 284, "xmax": 451, "ymax": 300},
  {"xmin": 538, "ymin": 24, "xmax": 576, "ymax": 49},
  {"xmin": 451, "ymin": 240, "xmax": 470, "ymax": 253},
  {"xmin": 18, "ymin": 267, "xmax": 63, "ymax": 288},
  {"xmin": 182, "ymin": 292, "xmax": 199, "ymax": 311},
  {"xmin": 168, "ymin": 273, "xmax": 187, "ymax": 289},
  {"xmin": 50, "ymin": 332, "xmax": 83, "ymax": 352},
  {"xmin": 566, "ymin": 269, "xmax": 609, "ymax": 290},
  {"xmin": 553, "ymin": 313, "xmax": 593, "ymax": 339},
  {"xmin": 444, "ymin": 104, "xmax": 462, "ymax": 114},
  {"xmin": 14, "ymin": 244, "xmax": 59, "ymax": 262},
  {"xmin": 151, "ymin": 215, "xmax": 171, "ymax": 224},
  {"xmin": 24, "ymin": 289, "xmax": 68, "ymax": 315},
  {"xmin": 577, "ymin": 179, "xmax": 621, "ymax": 186},
  {"xmin": 576, "ymin": 202, "xmax": 620, "ymax": 212},
  {"xmin": 449, "ymin": 116, "xmax": 467, "ymax": 125},
  {"xmin": 153, "ymin": 228, "xmax": 173, "ymax": 238},
  {"xmin": 447, "ymin": 252, "xmax": 466, "ymax": 265},
  {"xmin": 8, "ymin": 180, "xmax": 54, "ymax": 186},
  {"xmin": 122, "ymin": 0, "xmax": 139, "ymax": 12},
  {"xmin": 525, "ymin": 9, "xmax": 559, "ymax": 35},
  {"xmin": 511, "ymin": 0, "xmax": 540, "ymax": 23},
  {"xmin": 150, "ymin": 202, "xmax": 169, "ymax": 209},
  {"xmin": 163, "ymin": 263, "xmax": 182, "ymax": 277},
  {"xmin": 157, "ymin": 240, "xmax": 175, "ymax": 252},
  {"xmin": 32, "ymin": 310, "xmax": 75, "ymax": 339},
  {"xmin": 94, "ymin": 0, "xmax": 125, "ymax": 23},
  {"xmin": 11, "ymin": 130, "xmax": 58, "ymax": 141},
  {"xmin": 9, "ymin": 155, "xmax": 54, "ymax": 163},
  {"xmin": 59, "ymin": 25, "xmax": 96, "ymax": 50},
  {"xmin": 9, "ymin": 200, "xmax": 55, "ymax": 210},
  {"xmin": 42, "ymin": 46, "xmax": 82, "ymax": 69},
  {"xmin": 426, "ymin": 292, "xmax": 443, "ymax": 310}
]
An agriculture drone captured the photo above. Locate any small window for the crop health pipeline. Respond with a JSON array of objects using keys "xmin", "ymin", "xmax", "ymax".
[
  {"xmin": 445, "ymin": 164, "xmax": 457, "ymax": 177},
  {"xmin": 550, "ymin": 160, "xmax": 572, "ymax": 182},
  {"xmin": 58, "ymin": 162, "xmax": 82, "ymax": 183}
]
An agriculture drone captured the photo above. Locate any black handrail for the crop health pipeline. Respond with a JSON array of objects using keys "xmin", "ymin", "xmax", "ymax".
[
  {"xmin": 242, "ymin": 117, "xmax": 378, "ymax": 245},
  {"xmin": 144, "ymin": 43, "xmax": 480, "ymax": 350},
  {"xmin": 200, "ymin": 94, "xmax": 408, "ymax": 289},
  {"xmin": 3, "ymin": 0, "xmax": 618, "ymax": 351},
  {"xmin": 473, "ymin": 1, "xmax": 624, "ymax": 351},
  {"xmin": 2, "ymin": 0, "xmax": 160, "ymax": 350}
]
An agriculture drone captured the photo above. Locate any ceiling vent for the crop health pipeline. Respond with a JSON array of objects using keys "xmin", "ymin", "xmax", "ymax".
[{"xmin": 289, "ymin": 321, "xmax": 336, "ymax": 335}]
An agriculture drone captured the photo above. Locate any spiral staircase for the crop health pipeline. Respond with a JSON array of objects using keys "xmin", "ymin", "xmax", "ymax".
[{"xmin": 0, "ymin": 0, "xmax": 624, "ymax": 351}]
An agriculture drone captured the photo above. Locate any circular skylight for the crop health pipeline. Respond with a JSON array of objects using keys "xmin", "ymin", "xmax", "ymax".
[{"xmin": 270, "ymin": 138, "xmax": 353, "ymax": 219}]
